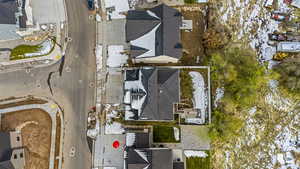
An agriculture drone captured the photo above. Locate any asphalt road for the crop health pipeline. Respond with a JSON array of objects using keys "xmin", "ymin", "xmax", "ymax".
[{"xmin": 0, "ymin": 0, "xmax": 96, "ymax": 169}]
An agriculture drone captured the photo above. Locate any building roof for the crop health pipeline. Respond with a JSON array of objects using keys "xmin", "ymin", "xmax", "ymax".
[
  {"xmin": 0, "ymin": 161, "xmax": 15, "ymax": 169},
  {"xmin": 126, "ymin": 132, "xmax": 150, "ymax": 148},
  {"xmin": 173, "ymin": 162, "xmax": 184, "ymax": 169},
  {"xmin": 124, "ymin": 68, "xmax": 179, "ymax": 121},
  {"xmin": 126, "ymin": 4, "xmax": 182, "ymax": 59},
  {"xmin": 125, "ymin": 148, "xmax": 173, "ymax": 169},
  {"xmin": 0, "ymin": 132, "xmax": 12, "ymax": 162},
  {"xmin": 0, "ymin": 0, "xmax": 17, "ymax": 24}
]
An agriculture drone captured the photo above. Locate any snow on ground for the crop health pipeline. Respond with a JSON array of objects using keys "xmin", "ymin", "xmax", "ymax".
[
  {"xmin": 173, "ymin": 127, "xmax": 180, "ymax": 141},
  {"xmin": 104, "ymin": 0, "xmax": 130, "ymax": 19},
  {"xmin": 96, "ymin": 45, "xmax": 102, "ymax": 71},
  {"xmin": 126, "ymin": 133, "xmax": 136, "ymax": 146},
  {"xmin": 24, "ymin": 39, "xmax": 54, "ymax": 57},
  {"xmin": 107, "ymin": 45, "xmax": 128, "ymax": 67},
  {"xmin": 217, "ymin": 0, "xmax": 292, "ymax": 68},
  {"xmin": 214, "ymin": 87, "xmax": 224, "ymax": 108},
  {"xmin": 213, "ymin": 1, "xmax": 300, "ymax": 169},
  {"xmin": 189, "ymin": 71, "xmax": 208, "ymax": 114},
  {"xmin": 184, "ymin": 150, "xmax": 208, "ymax": 158},
  {"xmin": 105, "ymin": 109, "xmax": 125, "ymax": 134}
]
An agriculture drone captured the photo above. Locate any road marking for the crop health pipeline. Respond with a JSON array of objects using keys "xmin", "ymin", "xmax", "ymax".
[
  {"xmin": 69, "ymin": 147, "xmax": 76, "ymax": 157},
  {"xmin": 65, "ymin": 66, "xmax": 71, "ymax": 72}
]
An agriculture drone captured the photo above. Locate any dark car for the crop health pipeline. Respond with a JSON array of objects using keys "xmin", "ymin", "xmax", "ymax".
[
  {"xmin": 87, "ymin": 0, "xmax": 95, "ymax": 10},
  {"xmin": 271, "ymin": 12, "xmax": 290, "ymax": 21},
  {"xmin": 268, "ymin": 33, "xmax": 288, "ymax": 41}
]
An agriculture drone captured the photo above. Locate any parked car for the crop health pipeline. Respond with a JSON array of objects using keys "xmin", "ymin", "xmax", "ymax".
[
  {"xmin": 87, "ymin": 0, "xmax": 95, "ymax": 10},
  {"xmin": 277, "ymin": 42, "xmax": 300, "ymax": 52},
  {"xmin": 269, "ymin": 32, "xmax": 300, "ymax": 41},
  {"xmin": 271, "ymin": 11, "xmax": 290, "ymax": 21}
]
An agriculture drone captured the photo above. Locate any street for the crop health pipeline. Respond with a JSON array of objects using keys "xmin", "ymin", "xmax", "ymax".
[{"xmin": 0, "ymin": 0, "xmax": 96, "ymax": 169}]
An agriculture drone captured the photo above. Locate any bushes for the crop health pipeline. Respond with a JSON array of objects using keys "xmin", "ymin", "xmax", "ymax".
[
  {"xmin": 274, "ymin": 60, "xmax": 300, "ymax": 94},
  {"xmin": 184, "ymin": 0, "xmax": 198, "ymax": 4},
  {"xmin": 207, "ymin": 47, "xmax": 270, "ymax": 142}
]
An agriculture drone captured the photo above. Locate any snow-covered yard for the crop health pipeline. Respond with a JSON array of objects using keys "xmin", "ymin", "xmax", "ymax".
[
  {"xmin": 24, "ymin": 39, "xmax": 54, "ymax": 57},
  {"xmin": 105, "ymin": 108, "xmax": 125, "ymax": 135},
  {"xmin": 107, "ymin": 45, "xmax": 128, "ymax": 68},
  {"xmin": 184, "ymin": 150, "xmax": 208, "ymax": 158}
]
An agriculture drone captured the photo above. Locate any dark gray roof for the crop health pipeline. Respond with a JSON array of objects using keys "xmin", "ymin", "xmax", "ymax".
[
  {"xmin": 0, "ymin": 161, "xmax": 15, "ymax": 169},
  {"xmin": 125, "ymin": 148, "xmax": 173, "ymax": 169},
  {"xmin": 152, "ymin": 149, "xmax": 173, "ymax": 169},
  {"xmin": 131, "ymin": 133, "xmax": 150, "ymax": 148},
  {"xmin": 0, "ymin": 0, "xmax": 17, "ymax": 24},
  {"xmin": 140, "ymin": 68, "xmax": 179, "ymax": 120},
  {"xmin": 0, "ymin": 132, "xmax": 12, "ymax": 162},
  {"xmin": 126, "ymin": 4, "xmax": 182, "ymax": 59},
  {"xmin": 173, "ymin": 162, "xmax": 184, "ymax": 169}
]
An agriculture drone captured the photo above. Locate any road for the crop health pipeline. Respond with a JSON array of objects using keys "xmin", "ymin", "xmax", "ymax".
[{"xmin": 0, "ymin": 0, "xmax": 96, "ymax": 169}]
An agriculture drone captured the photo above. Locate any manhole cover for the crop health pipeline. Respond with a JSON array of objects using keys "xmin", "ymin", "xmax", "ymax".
[
  {"xmin": 89, "ymin": 15, "xmax": 94, "ymax": 20},
  {"xmin": 65, "ymin": 66, "xmax": 71, "ymax": 72}
]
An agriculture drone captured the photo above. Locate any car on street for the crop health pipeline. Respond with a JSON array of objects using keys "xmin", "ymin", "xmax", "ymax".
[
  {"xmin": 271, "ymin": 11, "xmax": 290, "ymax": 21},
  {"xmin": 87, "ymin": 0, "xmax": 95, "ymax": 10}
]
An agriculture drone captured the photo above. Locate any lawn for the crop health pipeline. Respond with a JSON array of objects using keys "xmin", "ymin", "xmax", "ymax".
[
  {"xmin": 186, "ymin": 151, "xmax": 210, "ymax": 169},
  {"xmin": 10, "ymin": 44, "xmax": 42, "ymax": 60},
  {"xmin": 153, "ymin": 125, "xmax": 180, "ymax": 143}
]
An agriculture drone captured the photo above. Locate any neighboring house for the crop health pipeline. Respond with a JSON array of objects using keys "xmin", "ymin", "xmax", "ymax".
[
  {"xmin": 0, "ymin": 0, "xmax": 28, "ymax": 41},
  {"xmin": 124, "ymin": 132, "xmax": 184, "ymax": 169},
  {"xmin": 277, "ymin": 42, "xmax": 300, "ymax": 52},
  {"xmin": 123, "ymin": 67, "xmax": 180, "ymax": 121},
  {"xmin": 0, "ymin": 131, "xmax": 25, "ymax": 169},
  {"xmin": 126, "ymin": 4, "xmax": 182, "ymax": 63}
]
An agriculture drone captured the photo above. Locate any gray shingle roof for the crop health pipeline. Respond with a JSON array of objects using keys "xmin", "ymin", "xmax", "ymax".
[
  {"xmin": 0, "ymin": 0, "xmax": 17, "ymax": 24},
  {"xmin": 126, "ymin": 4, "xmax": 182, "ymax": 59},
  {"xmin": 0, "ymin": 161, "xmax": 15, "ymax": 169},
  {"xmin": 140, "ymin": 68, "xmax": 179, "ymax": 120},
  {"xmin": 125, "ymin": 148, "xmax": 173, "ymax": 169},
  {"xmin": 0, "ymin": 132, "xmax": 12, "ymax": 162}
]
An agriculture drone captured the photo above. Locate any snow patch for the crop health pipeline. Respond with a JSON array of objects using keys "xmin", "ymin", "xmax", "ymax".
[
  {"xmin": 184, "ymin": 150, "xmax": 208, "ymax": 158},
  {"xmin": 107, "ymin": 45, "xmax": 128, "ymax": 68},
  {"xmin": 173, "ymin": 127, "xmax": 180, "ymax": 141}
]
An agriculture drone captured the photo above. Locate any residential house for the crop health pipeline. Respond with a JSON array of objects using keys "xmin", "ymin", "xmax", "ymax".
[
  {"xmin": 123, "ymin": 67, "xmax": 180, "ymax": 121},
  {"xmin": 124, "ymin": 132, "xmax": 184, "ymax": 169},
  {"xmin": 0, "ymin": 0, "xmax": 28, "ymax": 41},
  {"xmin": 0, "ymin": 131, "xmax": 25, "ymax": 169},
  {"xmin": 126, "ymin": 4, "xmax": 182, "ymax": 63}
]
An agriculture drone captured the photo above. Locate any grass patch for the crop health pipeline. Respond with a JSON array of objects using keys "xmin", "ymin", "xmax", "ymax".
[
  {"xmin": 186, "ymin": 151, "xmax": 210, "ymax": 169},
  {"xmin": 184, "ymin": 0, "xmax": 198, "ymax": 4},
  {"xmin": 10, "ymin": 38, "xmax": 56, "ymax": 60},
  {"xmin": 153, "ymin": 125, "xmax": 180, "ymax": 143},
  {"xmin": 10, "ymin": 44, "xmax": 42, "ymax": 60}
]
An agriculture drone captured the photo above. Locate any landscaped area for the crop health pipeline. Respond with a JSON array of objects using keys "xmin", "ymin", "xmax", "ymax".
[
  {"xmin": 10, "ymin": 38, "xmax": 55, "ymax": 60},
  {"xmin": 186, "ymin": 151, "xmax": 210, "ymax": 169},
  {"xmin": 153, "ymin": 125, "xmax": 180, "ymax": 143}
]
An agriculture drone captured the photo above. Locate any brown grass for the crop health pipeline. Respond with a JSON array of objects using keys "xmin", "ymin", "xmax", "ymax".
[{"xmin": 1, "ymin": 109, "xmax": 52, "ymax": 169}]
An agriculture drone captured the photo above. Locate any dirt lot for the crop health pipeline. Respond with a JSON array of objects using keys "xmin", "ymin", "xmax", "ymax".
[
  {"xmin": 176, "ymin": 5, "xmax": 207, "ymax": 65},
  {"xmin": 1, "ymin": 109, "xmax": 52, "ymax": 169}
]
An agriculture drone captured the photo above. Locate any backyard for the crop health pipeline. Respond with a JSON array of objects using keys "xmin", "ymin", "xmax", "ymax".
[
  {"xmin": 153, "ymin": 125, "xmax": 180, "ymax": 143},
  {"xmin": 186, "ymin": 152, "xmax": 210, "ymax": 169}
]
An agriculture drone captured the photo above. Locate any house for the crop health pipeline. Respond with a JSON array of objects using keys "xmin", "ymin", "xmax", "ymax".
[
  {"xmin": 0, "ymin": 0, "xmax": 29, "ymax": 41},
  {"xmin": 123, "ymin": 67, "xmax": 180, "ymax": 121},
  {"xmin": 0, "ymin": 131, "xmax": 26, "ymax": 169},
  {"xmin": 124, "ymin": 132, "xmax": 184, "ymax": 169},
  {"xmin": 126, "ymin": 4, "xmax": 182, "ymax": 63}
]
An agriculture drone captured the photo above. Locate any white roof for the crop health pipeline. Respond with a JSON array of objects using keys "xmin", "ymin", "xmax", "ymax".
[
  {"xmin": 277, "ymin": 42, "xmax": 300, "ymax": 52},
  {"xmin": 131, "ymin": 23, "xmax": 161, "ymax": 58},
  {"xmin": 107, "ymin": 45, "xmax": 128, "ymax": 67}
]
